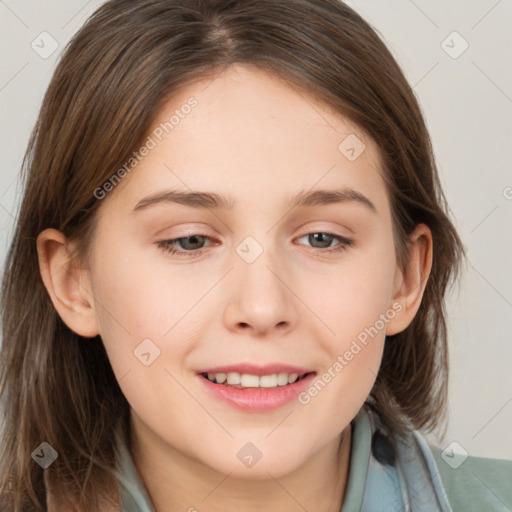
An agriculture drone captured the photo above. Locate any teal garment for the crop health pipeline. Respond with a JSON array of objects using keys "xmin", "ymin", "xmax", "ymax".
[
  {"xmin": 116, "ymin": 405, "xmax": 512, "ymax": 511},
  {"xmin": 342, "ymin": 406, "xmax": 512, "ymax": 511},
  {"xmin": 116, "ymin": 444, "xmax": 154, "ymax": 511},
  {"xmin": 429, "ymin": 445, "xmax": 512, "ymax": 511}
]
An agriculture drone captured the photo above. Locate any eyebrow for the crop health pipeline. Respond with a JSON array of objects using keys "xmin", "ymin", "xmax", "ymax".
[{"xmin": 132, "ymin": 187, "xmax": 377, "ymax": 214}]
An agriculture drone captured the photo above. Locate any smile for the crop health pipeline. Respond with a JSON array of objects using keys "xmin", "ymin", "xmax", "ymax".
[
  {"xmin": 201, "ymin": 371, "xmax": 311, "ymax": 388},
  {"xmin": 196, "ymin": 365, "xmax": 317, "ymax": 411}
]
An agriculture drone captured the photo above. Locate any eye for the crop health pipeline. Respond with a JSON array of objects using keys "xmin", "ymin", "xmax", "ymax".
[
  {"xmin": 156, "ymin": 231, "xmax": 354, "ymax": 258},
  {"xmin": 157, "ymin": 233, "xmax": 213, "ymax": 257},
  {"xmin": 295, "ymin": 232, "xmax": 353, "ymax": 253}
]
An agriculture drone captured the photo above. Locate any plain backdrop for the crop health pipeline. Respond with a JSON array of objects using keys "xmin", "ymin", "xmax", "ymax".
[{"xmin": 0, "ymin": 0, "xmax": 511, "ymax": 460}]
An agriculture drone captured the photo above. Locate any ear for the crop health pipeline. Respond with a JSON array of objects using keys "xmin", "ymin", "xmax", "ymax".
[
  {"xmin": 36, "ymin": 228, "xmax": 100, "ymax": 338},
  {"xmin": 385, "ymin": 223, "xmax": 433, "ymax": 336}
]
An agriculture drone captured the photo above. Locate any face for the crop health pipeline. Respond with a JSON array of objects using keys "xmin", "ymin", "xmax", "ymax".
[{"xmin": 85, "ymin": 64, "xmax": 401, "ymax": 478}]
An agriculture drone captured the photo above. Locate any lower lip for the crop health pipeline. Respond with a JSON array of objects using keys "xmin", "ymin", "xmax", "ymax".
[{"xmin": 197, "ymin": 373, "xmax": 317, "ymax": 412}]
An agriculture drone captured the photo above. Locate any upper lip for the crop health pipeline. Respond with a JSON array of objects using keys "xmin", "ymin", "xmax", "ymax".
[{"xmin": 197, "ymin": 364, "xmax": 315, "ymax": 376}]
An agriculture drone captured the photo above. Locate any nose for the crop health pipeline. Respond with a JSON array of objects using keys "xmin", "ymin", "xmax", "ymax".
[{"xmin": 222, "ymin": 249, "xmax": 298, "ymax": 337}]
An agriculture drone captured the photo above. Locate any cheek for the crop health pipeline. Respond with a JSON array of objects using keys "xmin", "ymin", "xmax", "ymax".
[
  {"xmin": 88, "ymin": 250, "xmax": 199, "ymax": 423},
  {"xmin": 88, "ymin": 242, "xmax": 197, "ymax": 378},
  {"xmin": 299, "ymin": 234, "xmax": 396, "ymax": 408},
  {"xmin": 304, "ymin": 237, "xmax": 397, "ymax": 347},
  {"xmin": 91, "ymin": 236, "xmax": 203, "ymax": 334}
]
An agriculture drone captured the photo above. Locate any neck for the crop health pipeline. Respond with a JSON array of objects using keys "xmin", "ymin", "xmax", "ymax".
[{"xmin": 131, "ymin": 420, "xmax": 352, "ymax": 512}]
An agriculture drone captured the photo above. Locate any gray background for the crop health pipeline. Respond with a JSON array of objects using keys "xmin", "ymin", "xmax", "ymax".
[{"xmin": 1, "ymin": 0, "xmax": 511, "ymax": 459}]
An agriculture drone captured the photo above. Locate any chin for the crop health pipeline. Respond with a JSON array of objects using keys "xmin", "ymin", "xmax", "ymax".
[{"xmin": 200, "ymin": 445, "xmax": 308, "ymax": 480}]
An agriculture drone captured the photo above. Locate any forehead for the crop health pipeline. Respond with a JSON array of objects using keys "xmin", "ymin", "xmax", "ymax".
[{"xmin": 102, "ymin": 63, "xmax": 389, "ymax": 218}]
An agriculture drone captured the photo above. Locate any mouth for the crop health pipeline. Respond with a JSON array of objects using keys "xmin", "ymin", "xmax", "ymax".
[
  {"xmin": 200, "ymin": 371, "xmax": 314, "ymax": 389},
  {"xmin": 196, "ymin": 365, "xmax": 317, "ymax": 411}
]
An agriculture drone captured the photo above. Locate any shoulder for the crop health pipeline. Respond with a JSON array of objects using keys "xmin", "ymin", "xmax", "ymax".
[{"xmin": 429, "ymin": 443, "xmax": 512, "ymax": 512}]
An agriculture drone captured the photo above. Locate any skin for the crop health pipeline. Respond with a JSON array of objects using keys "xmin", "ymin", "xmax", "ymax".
[{"xmin": 37, "ymin": 63, "xmax": 432, "ymax": 511}]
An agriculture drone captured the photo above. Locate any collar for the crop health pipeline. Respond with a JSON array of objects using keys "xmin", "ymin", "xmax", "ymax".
[{"xmin": 116, "ymin": 405, "xmax": 452, "ymax": 511}]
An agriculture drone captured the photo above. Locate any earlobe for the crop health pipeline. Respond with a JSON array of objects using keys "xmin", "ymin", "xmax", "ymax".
[
  {"xmin": 36, "ymin": 228, "xmax": 100, "ymax": 338},
  {"xmin": 385, "ymin": 224, "xmax": 433, "ymax": 336}
]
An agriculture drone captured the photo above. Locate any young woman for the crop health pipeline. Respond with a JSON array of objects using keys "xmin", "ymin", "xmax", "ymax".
[{"xmin": 1, "ymin": 0, "xmax": 511, "ymax": 510}]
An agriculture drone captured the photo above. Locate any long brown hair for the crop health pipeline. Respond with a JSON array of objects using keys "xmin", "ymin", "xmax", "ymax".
[{"xmin": 0, "ymin": 0, "xmax": 466, "ymax": 509}]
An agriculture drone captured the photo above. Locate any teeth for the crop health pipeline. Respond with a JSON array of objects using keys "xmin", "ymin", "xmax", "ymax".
[
  {"xmin": 227, "ymin": 372, "xmax": 241, "ymax": 385},
  {"xmin": 277, "ymin": 373, "xmax": 289, "ymax": 386},
  {"xmin": 205, "ymin": 372, "xmax": 306, "ymax": 388},
  {"xmin": 240, "ymin": 374, "xmax": 260, "ymax": 387},
  {"xmin": 208, "ymin": 372, "xmax": 226, "ymax": 383},
  {"xmin": 260, "ymin": 374, "xmax": 278, "ymax": 388}
]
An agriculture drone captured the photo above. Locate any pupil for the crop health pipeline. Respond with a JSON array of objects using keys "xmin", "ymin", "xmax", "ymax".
[
  {"xmin": 181, "ymin": 235, "xmax": 204, "ymax": 250},
  {"xmin": 311, "ymin": 233, "xmax": 332, "ymax": 248}
]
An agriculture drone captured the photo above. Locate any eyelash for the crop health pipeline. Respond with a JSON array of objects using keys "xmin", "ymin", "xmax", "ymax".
[{"xmin": 156, "ymin": 232, "xmax": 354, "ymax": 258}]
